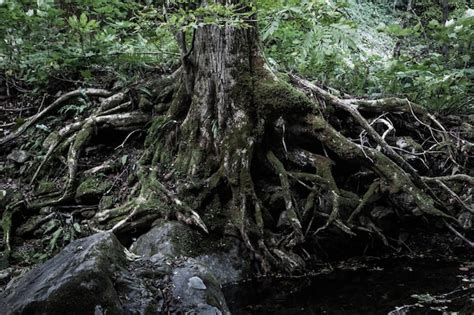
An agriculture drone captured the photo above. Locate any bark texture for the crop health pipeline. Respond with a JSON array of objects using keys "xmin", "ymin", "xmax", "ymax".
[{"xmin": 1, "ymin": 0, "xmax": 472, "ymax": 275}]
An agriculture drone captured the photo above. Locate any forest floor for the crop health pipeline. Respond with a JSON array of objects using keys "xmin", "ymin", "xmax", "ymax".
[{"xmin": 0, "ymin": 70, "xmax": 473, "ymax": 300}]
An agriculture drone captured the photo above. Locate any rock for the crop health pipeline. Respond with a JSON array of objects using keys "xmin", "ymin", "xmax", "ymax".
[
  {"xmin": 129, "ymin": 221, "xmax": 254, "ymax": 314},
  {"xmin": 98, "ymin": 195, "xmax": 114, "ymax": 211},
  {"xmin": 1, "ymin": 233, "xmax": 126, "ymax": 314},
  {"xmin": 36, "ymin": 180, "xmax": 56, "ymax": 195},
  {"xmin": 75, "ymin": 176, "xmax": 112, "ymax": 204},
  {"xmin": 7, "ymin": 150, "xmax": 30, "ymax": 164},
  {"xmin": 113, "ymin": 259, "xmax": 165, "ymax": 314},
  {"xmin": 193, "ymin": 248, "xmax": 247, "ymax": 284},
  {"xmin": 170, "ymin": 259, "xmax": 229, "ymax": 314},
  {"xmin": 188, "ymin": 276, "xmax": 207, "ymax": 290},
  {"xmin": 131, "ymin": 220, "xmax": 249, "ymax": 284},
  {"xmin": 131, "ymin": 220, "xmax": 190, "ymax": 260},
  {"xmin": 1, "ymin": 232, "xmax": 167, "ymax": 314},
  {"xmin": 2, "ymin": 221, "xmax": 249, "ymax": 314}
]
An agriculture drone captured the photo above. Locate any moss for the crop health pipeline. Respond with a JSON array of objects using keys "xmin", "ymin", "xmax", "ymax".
[
  {"xmin": 99, "ymin": 196, "xmax": 114, "ymax": 211},
  {"xmin": 138, "ymin": 96, "xmax": 153, "ymax": 112},
  {"xmin": 75, "ymin": 176, "xmax": 112, "ymax": 204},
  {"xmin": 73, "ymin": 123, "xmax": 93, "ymax": 148},
  {"xmin": 254, "ymin": 78, "xmax": 314, "ymax": 118},
  {"xmin": 37, "ymin": 180, "xmax": 56, "ymax": 195}
]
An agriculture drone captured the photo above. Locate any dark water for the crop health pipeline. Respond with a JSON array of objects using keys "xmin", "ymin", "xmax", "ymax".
[{"xmin": 223, "ymin": 258, "xmax": 473, "ymax": 314}]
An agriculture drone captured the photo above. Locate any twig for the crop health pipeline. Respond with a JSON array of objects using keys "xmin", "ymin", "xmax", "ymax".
[
  {"xmin": 0, "ymin": 106, "xmax": 34, "ymax": 112},
  {"xmin": 444, "ymin": 220, "xmax": 474, "ymax": 248},
  {"xmin": 422, "ymin": 174, "xmax": 474, "ymax": 186},
  {"xmin": 0, "ymin": 122, "xmax": 15, "ymax": 128},
  {"xmin": 114, "ymin": 129, "xmax": 142, "ymax": 150}
]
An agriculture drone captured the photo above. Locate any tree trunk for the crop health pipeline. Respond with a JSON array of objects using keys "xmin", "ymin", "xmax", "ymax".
[
  {"xmin": 95, "ymin": 0, "xmax": 471, "ymax": 272},
  {"xmin": 173, "ymin": 9, "xmax": 261, "ymax": 177},
  {"xmin": 3, "ymin": 0, "xmax": 471, "ymax": 276},
  {"xmin": 150, "ymin": 0, "xmax": 314, "ymax": 271}
]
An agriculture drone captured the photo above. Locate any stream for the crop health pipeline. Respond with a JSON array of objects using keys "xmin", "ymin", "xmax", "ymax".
[{"xmin": 223, "ymin": 257, "xmax": 473, "ymax": 314}]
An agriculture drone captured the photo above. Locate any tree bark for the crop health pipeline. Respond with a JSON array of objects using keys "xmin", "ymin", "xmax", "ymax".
[{"xmin": 172, "ymin": 2, "xmax": 261, "ymax": 177}]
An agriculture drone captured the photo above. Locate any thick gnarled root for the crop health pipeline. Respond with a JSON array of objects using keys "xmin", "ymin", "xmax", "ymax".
[{"xmin": 288, "ymin": 74, "xmax": 472, "ymax": 247}]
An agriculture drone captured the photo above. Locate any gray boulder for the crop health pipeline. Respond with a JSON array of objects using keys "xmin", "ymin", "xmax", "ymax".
[
  {"xmin": 1, "ymin": 232, "xmax": 125, "ymax": 314},
  {"xmin": 7, "ymin": 150, "xmax": 30, "ymax": 164},
  {"xmin": 1, "ymin": 220, "xmax": 251, "ymax": 314},
  {"xmin": 131, "ymin": 220, "xmax": 249, "ymax": 284},
  {"xmin": 169, "ymin": 259, "xmax": 229, "ymax": 315},
  {"xmin": 130, "ymin": 220, "xmax": 255, "ymax": 314}
]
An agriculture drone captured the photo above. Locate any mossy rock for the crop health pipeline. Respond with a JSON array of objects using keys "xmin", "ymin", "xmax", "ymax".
[
  {"xmin": 1, "ymin": 233, "xmax": 127, "ymax": 314},
  {"xmin": 99, "ymin": 196, "xmax": 114, "ymax": 211},
  {"xmin": 138, "ymin": 96, "xmax": 153, "ymax": 111},
  {"xmin": 75, "ymin": 176, "xmax": 112, "ymax": 204},
  {"xmin": 37, "ymin": 181, "xmax": 56, "ymax": 195},
  {"xmin": 131, "ymin": 220, "xmax": 249, "ymax": 284}
]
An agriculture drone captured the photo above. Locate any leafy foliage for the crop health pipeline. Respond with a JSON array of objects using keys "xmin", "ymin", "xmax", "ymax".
[
  {"xmin": 0, "ymin": 0, "xmax": 179, "ymax": 85},
  {"xmin": 0, "ymin": 0, "xmax": 472, "ymax": 113},
  {"xmin": 257, "ymin": 0, "xmax": 473, "ymax": 113}
]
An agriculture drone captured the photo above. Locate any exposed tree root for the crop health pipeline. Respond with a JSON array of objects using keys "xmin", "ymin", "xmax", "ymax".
[
  {"xmin": 0, "ymin": 88, "xmax": 111, "ymax": 147},
  {"xmin": 28, "ymin": 111, "xmax": 150, "ymax": 209},
  {"xmin": 2, "ymin": 66, "xmax": 472, "ymax": 274},
  {"xmin": 267, "ymin": 151, "xmax": 304, "ymax": 247}
]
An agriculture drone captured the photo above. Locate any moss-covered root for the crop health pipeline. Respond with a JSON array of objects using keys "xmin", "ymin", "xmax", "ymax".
[
  {"xmin": 266, "ymin": 151, "xmax": 304, "ymax": 247},
  {"xmin": 28, "ymin": 112, "xmax": 150, "ymax": 209},
  {"xmin": 348, "ymin": 180, "xmax": 381, "ymax": 223},
  {"xmin": 0, "ymin": 88, "xmax": 111, "ymax": 147},
  {"xmin": 28, "ymin": 122, "xmax": 94, "ymax": 209},
  {"xmin": 0, "ymin": 200, "xmax": 24, "ymax": 264},
  {"xmin": 310, "ymin": 114, "xmax": 455, "ymax": 220},
  {"xmin": 95, "ymin": 146, "xmax": 209, "ymax": 234}
]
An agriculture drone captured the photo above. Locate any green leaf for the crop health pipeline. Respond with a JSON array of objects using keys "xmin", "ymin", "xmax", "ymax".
[
  {"xmin": 121, "ymin": 154, "xmax": 128, "ymax": 166},
  {"xmin": 80, "ymin": 13, "xmax": 88, "ymax": 26},
  {"xmin": 73, "ymin": 223, "xmax": 82, "ymax": 233},
  {"xmin": 49, "ymin": 227, "xmax": 63, "ymax": 250}
]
